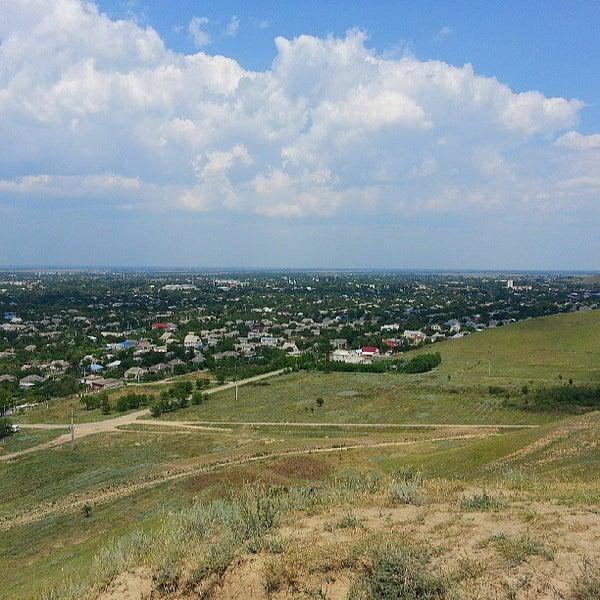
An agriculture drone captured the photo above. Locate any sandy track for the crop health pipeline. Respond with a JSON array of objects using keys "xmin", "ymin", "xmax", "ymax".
[
  {"xmin": 0, "ymin": 432, "xmax": 493, "ymax": 531},
  {"xmin": 165, "ymin": 420, "xmax": 539, "ymax": 430},
  {"xmin": 0, "ymin": 369, "xmax": 286, "ymax": 461}
]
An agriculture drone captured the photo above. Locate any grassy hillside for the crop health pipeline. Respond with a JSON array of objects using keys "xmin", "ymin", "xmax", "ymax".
[
  {"xmin": 161, "ymin": 371, "xmax": 557, "ymax": 425},
  {"xmin": 5, "ymin": 412, "xmax": 597, "ymax": 600},
  {"xmin": 420, "ymin": 310, "xmax": 600, "ymax": 384},
  {"xmin": 1, "ymin": 311, "xmax": 599, "ymax": 599}
]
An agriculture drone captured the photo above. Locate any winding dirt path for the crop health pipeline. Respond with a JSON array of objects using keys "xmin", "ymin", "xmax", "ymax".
[
  {"xmin": 0, "ymin": 369, "xmax": 286, "ymax": 462},
  {"xmin": 158, "ymin": 420, "xmax": 539, "ymax": 430}
]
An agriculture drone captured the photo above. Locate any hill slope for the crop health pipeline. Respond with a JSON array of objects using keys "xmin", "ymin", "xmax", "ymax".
[{"xmin": 420, "ymin": 310, "xmax": 600, "ymax": 384}]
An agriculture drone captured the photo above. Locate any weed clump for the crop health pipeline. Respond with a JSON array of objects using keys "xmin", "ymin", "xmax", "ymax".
[
  {"xmin": 487, "ymin": 533, "xmax": 554, "ymax": 566},
  {"xmin": 460, "ymin": 491, "xmax": 501, "ymax": 511},
  {"xmin": 349, "ymin": 545, "xmax": 447, "ymax": 599},
  {"xmin": 389, "ymin": 466, "xmax": 424, "ymax": 505}
]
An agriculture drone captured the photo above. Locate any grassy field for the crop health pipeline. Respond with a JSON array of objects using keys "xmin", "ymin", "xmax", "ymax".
[
  {"xmin": 2, "ymin": 413, "xmax": 598, "ymax": 599},
  {"xmin": 418, "ymin": 309, "xmax": 600, "ymax": 385},
  {"xmin": 159, "ymin": 311, "xmax": 600, "ymax": 427},
  {"xmin": 159, "ymin": 371, "xmax": 558, "ymax": 425},
  {"xmin": 0, "ymin": 427, "xmax": 69, "ymax": 454},
  {"xmin": 1, "ymin": 311, "xmax": 599, "ymax": 599}
]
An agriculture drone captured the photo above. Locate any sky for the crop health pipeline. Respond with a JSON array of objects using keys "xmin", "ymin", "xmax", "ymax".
[{"xmin": 1, "ymin": 0, "xmax": 599, "ymax": 270}]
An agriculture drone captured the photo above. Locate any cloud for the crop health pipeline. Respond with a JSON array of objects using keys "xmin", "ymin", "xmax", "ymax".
[
  {"xmin": 0, "ymin": 174, "xmax": 142, "ymax": 199},
  {"xmin": 434, "ymin": 25, "xmax": 453, "ymax": 42},
  {"xmin": 0, "ymin": 0, "xmax": 596, "ymax": 223},
  {"xmin": 555, "ymin": 131, "xmax": 600, "ymax": 150},
  {"xmin": 225, "ymin": 15, "xmax": 240, "ymax": 37},
  {"xmin": 188, "ymin": 16, "xmax": 210, "ymax": 48}
]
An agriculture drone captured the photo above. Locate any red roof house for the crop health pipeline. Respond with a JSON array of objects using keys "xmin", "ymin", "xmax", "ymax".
[{"xmin": 360, "ymin": 346, "xmax": 380, "ymax": 356}]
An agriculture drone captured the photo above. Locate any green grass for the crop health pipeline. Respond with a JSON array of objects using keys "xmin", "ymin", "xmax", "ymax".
[
  {"xmin": 11, "ymin": 394, "xmax": 149, "ymax": 425},
  {"xmin": 415, "ymin": 310, "xmax": 600, "ymax": 385},
  {"xmin": 0, "ymin": 428, "xmax": 69, "ymax": 454},
  {"xmin": 160, "ymin": 370, "xmax": 557, "ymax": 426},
  {"xmin": 2, "ymin": 312, "xmax": 600, "ymax": 598}
]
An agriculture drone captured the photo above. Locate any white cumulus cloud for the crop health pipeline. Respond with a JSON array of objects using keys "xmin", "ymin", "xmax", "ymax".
[
  {"xmin": 188, "ymin": 16, "xmax": 210, "ymax": 48},
  {"xmin": 226, "ymin": 15, "xmax": 240, "ymax": 37},
  {"xmin": 0, "ymin": 0, "xmax": 597, "ymax": 222}
]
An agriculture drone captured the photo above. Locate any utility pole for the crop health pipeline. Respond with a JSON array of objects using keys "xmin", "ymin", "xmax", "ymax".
[
  {"xmin": 235, "ymin": 360, "xmax": 238, "ymax": 403},
  {"xmin": 70, "ymin": 407, "xmax": 75, "ymax": 448}
]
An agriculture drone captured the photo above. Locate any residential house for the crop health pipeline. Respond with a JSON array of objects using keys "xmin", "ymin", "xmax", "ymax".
[
  {"xmin": 360, "ymin": 346, "xmax": 380, "ymax": 357},
  {"xmin": 403, "ymin": 330, "xmax": 427, "ymax": 344},
  {"xmin": 124, "ymin": 366, "xmax": 147, "ymax": 381},
  {"xmin": 331, "ymin": 338, "xmax": 348, "ymax": 349},
  {"xmin": 184, "ymin": 333, "xmax": 201, "ymax": 348},
  {"xmin": 19, "ymin": 374, "xmax": 45, "ymax": 388}
]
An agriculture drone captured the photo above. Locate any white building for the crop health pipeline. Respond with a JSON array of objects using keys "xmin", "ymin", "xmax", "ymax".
[
  {"xmin": 184, "ymin": 333, "xmax": 201, "ymax": 348},
  {"xmin": 331, "ymin": 349, "xmax": 368, "ymax": 364},
  {"xmin": 403, "ymin": 330, "xmax": 427, "ymax": 344}
]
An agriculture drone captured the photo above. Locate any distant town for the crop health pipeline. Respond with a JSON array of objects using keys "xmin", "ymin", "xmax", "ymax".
[{"xmin": 1, "ymin": 270, "xmax": 598, "ymax": 414}]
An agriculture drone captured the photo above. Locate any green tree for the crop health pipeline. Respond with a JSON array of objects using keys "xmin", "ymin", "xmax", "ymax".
[{"xmin": 0, "ymin": 417, "xmax": 14, "ymax": 440}]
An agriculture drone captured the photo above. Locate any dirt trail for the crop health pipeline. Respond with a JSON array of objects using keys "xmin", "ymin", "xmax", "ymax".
[
  {"xmin": 0, "ymin": 432, "xmax": 492, "ymax": 531},
  {"xmin": 0, "ymin": 369, "xmax": 286, "ymax": 462},
  {"xmin": 168, "ymin": 420, "xmax": 539, "ymax": 430}
]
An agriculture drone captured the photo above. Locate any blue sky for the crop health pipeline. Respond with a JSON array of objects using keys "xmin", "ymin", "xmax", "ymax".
[{"xmin": 1, "ymin": 0, "xmax": 599, "ymax": 269}]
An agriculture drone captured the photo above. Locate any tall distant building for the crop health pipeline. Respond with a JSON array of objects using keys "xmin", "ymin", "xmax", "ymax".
[{"xmin": 507, "ymin": 279, "xmax": 514, "ymax": 289}]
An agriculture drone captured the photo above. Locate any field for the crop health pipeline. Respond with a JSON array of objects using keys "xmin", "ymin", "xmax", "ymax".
[
  {"xmin": 161, "ymin": 371, "xmax": 558, "ymax": 426},
  {"xmin": 0, "ymin": 311, "xmax": 599, "ymax": 599}
]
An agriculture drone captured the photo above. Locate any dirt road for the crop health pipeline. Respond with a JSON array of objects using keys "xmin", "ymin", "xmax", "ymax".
[
  {"xmin": 159, "ymin": 420, "xmax": 539, "ymax": 430},
  {"xmin": 0, "ymin": 369, "xmax": 287, "ymax": 461}
]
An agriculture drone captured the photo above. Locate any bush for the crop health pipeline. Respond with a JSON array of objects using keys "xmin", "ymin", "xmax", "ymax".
[
  {"xmin": 521, "ymin": 385, "xmax": 600, "ymax": 413},
  {"xmin": 115, "ymin": 393, "xmax": 149, "ymax": 412},
  {"xmin": 191, "ymin": 391, "xmax": 206, "ymax": 405},
  {"xmin": 150, "ymin": 391, "xmax": 189, "ymax": 417},
  {"xmin": 399, "ymin": 352, "xmax": 442, "ymax": 374},
  {"xmin": 80, "ymin": 395, "xmax": 100, "ymax": 410},
  {"xmin": 100, "ymin": 395, "xmax": 111, "ymax": 414},
  {"xmin": 488, "ymin": 533, "xmax": 554, "ymax": 566},
  {"xmin": 460, "ymin": 491, "xmax": 501, "ymax": 511},
  {"xmin": 570, "ymin": 559, "xmax": 600, "ymax": 600},
  {"xmin": 488, "ymin": 385, "xmax": 507, "ymax": 396},
  {"xmin": 389, "ymin": 468, "xmax": 423, "ymax": 505},
  {"xmin": 0, "ymin": 417, "xmax": 14, "ymax": 440},
  {"xmin": 349, "ymin": 545, "xmax": 447, "ymax": 600},
  {"xmin": 196, "ymin": 378, "xmax": 209, "ymax": 389}
]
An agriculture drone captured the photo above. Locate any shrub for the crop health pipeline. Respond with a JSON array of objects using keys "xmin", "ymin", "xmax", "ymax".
[
  {"xmin": 100, "ymin": 395, "xmax": 111, "ymax": 414},
  {"xmin": 0, "ymin": 417, "xmax": 14, "ymax": 440},
  {"xmin": 80, "ymin": 395, "xmax": 100, "ymax": 410},
  {"xmin": 389, "ymin": 468, "xmax": 423, "ymax": 505},
  {"xmin": 488, "ymin": 385, "xmax": 507, "ymax": 396},
  {"xmin": 488, "ymin": 533, "xmax": 554, "ymax": 566},
  {"xmin": 525, "ymin": 385, "xmax": 600, "ymax": 413},
  {"xmin": 331, "ymin": 513, "xmax": 362, "ymax": 530},
  {"xmin": 460, "ymin": 491, "xmax": 501, "ymax": 511},
  {"xmin": 191, "ymin": 391, "xmax": 206, "ymax": 405},
  {"xmin": 399, "ymin": 353, "xmax": 441, "ymax": 374},
  {"xmin": 349, "ymin": 545, "xmax": 447, "ymax": 600}
]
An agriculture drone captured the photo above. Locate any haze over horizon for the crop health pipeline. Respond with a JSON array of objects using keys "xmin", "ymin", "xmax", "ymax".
[{"xmin": 1, "ymin": 1, "xmax": 599, "ymax": 269}]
